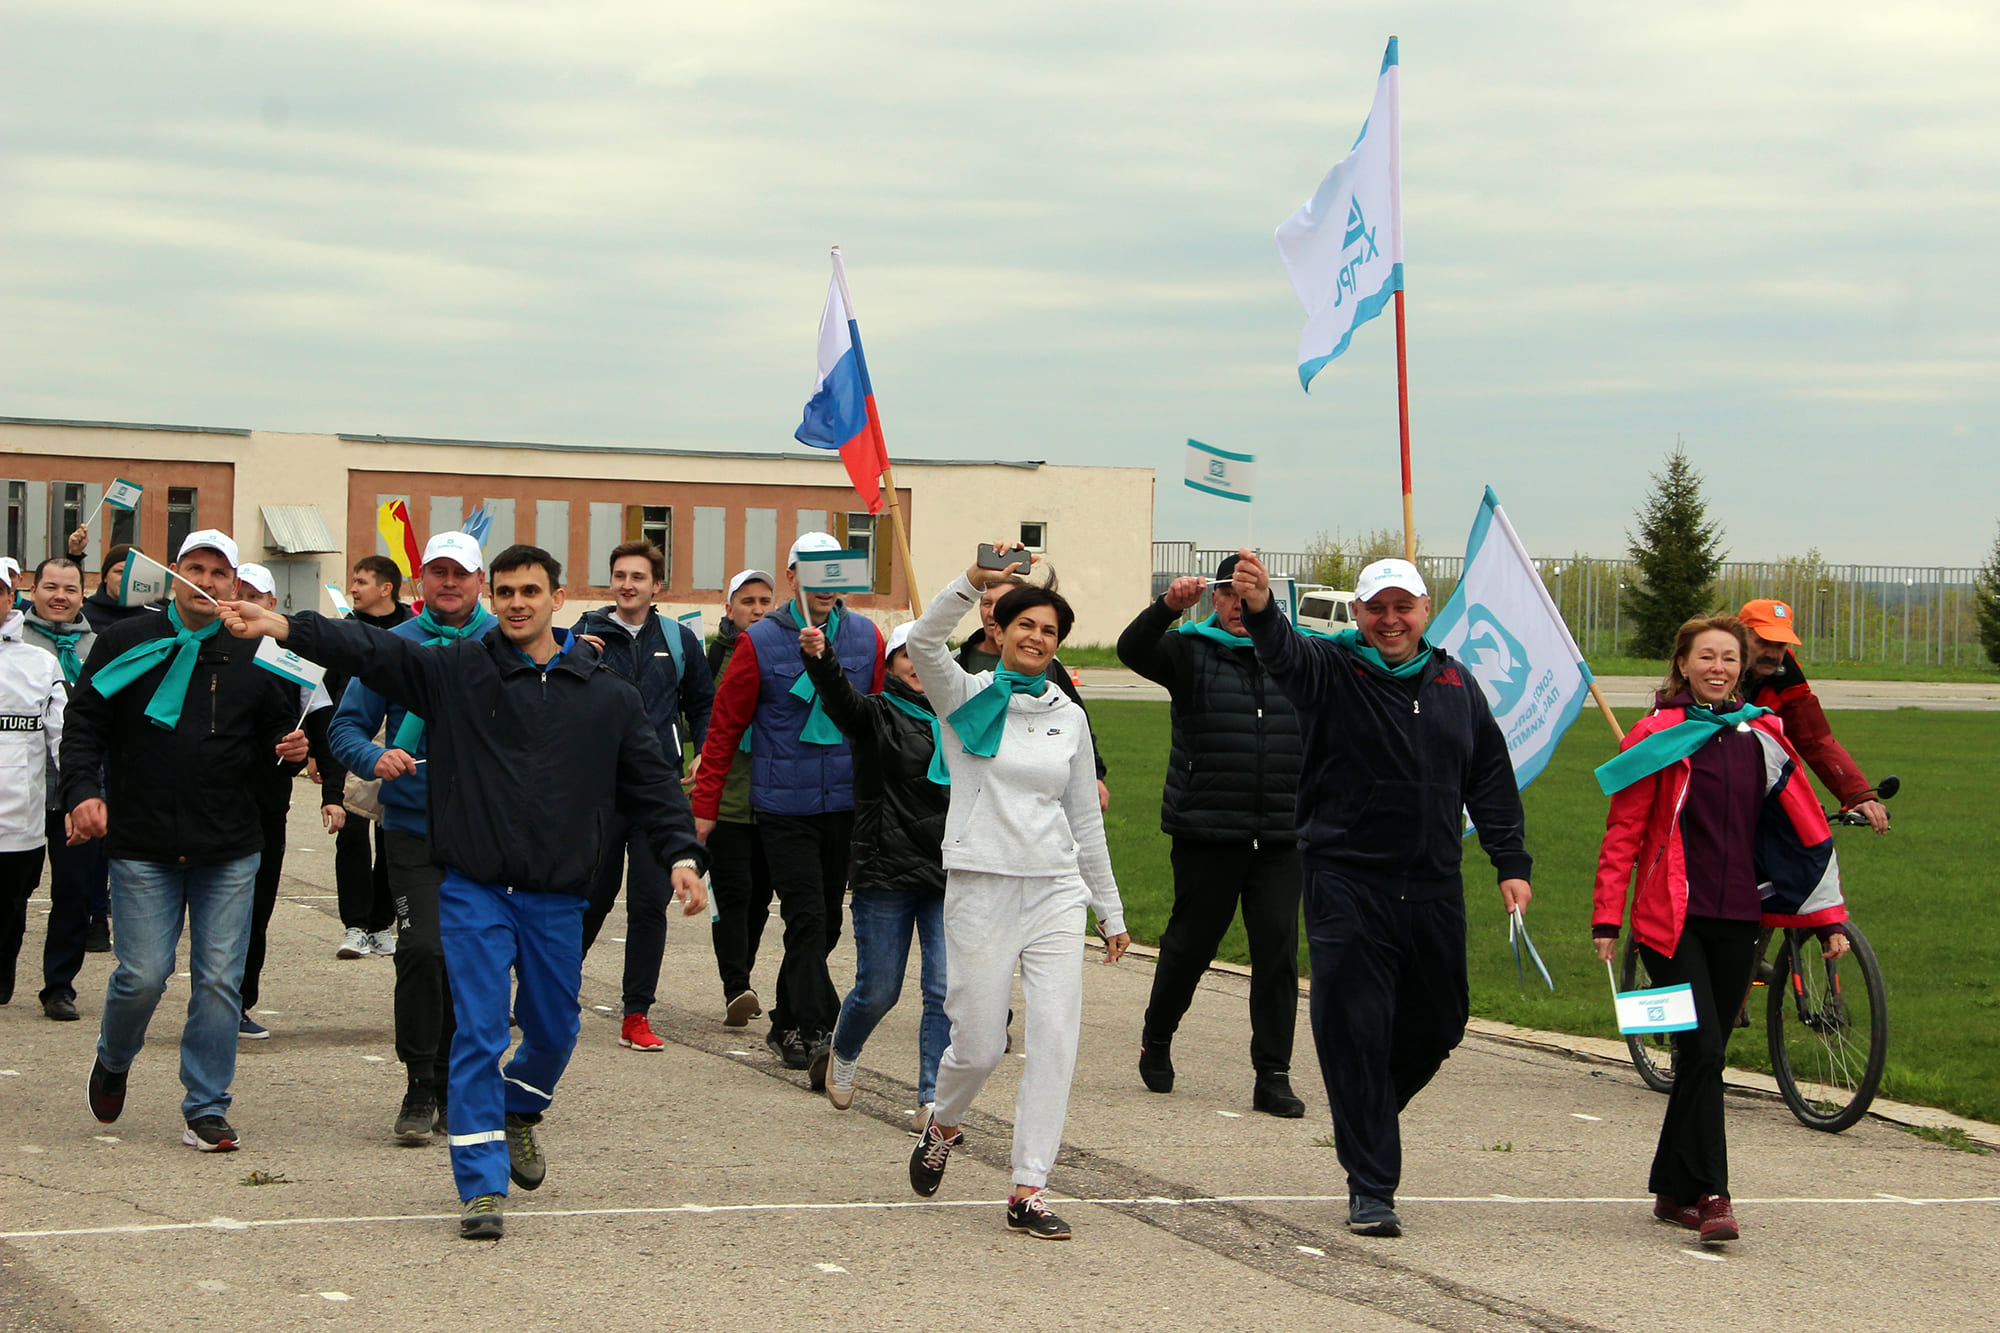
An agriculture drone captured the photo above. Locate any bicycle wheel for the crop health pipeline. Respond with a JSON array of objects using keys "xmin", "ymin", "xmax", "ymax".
[
  {"xmin": 1766, "ymin": 921, "xmax": 1888, "ymax": 1132},
  {"xmin": 1621, "ymin": 934, "xmax": 1676, "ymax": 1094}
]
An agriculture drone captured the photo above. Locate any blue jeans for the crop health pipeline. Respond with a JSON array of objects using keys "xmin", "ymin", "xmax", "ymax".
[
  {"xmin": 97, "ymin": 854, "xmax": 259, "ymax": 1121},
  {"xmin": 831, "ymin": 888, "xmax": 947, "ymax": 1105}
]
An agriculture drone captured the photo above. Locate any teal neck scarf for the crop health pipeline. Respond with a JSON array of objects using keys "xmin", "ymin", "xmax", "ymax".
[
  {"xmin": 1177, "ymin": 613, "xmax": 1251, "ymax": 649},
  {"xmin": 1594, "ymin": 701, "xmax": 1769, "ymax": 795},
  {"xmin": 1330, "ymin": 627, "xmax": 1431, "ymax": 680},
  {"xmin": 882, "ymin": 689, "xmax": 950, "ymax": 786},
  {"xmin": 786, "ymin": 598, "xmax": 846, "ymax": 746},
  {"xmin": 391, "ymin": 608, "xmax": 490, "ymax": 750},
  {"xmin": 29, "ymin": 616, "xmax": 86, "ymax": 682},
  {"xmin": 945, "ymin": 668, "xmax": 1048, "ymax": 759},
  {"xmin": 89, "ymin": 600, "xmax": 220, "ymax": 730}
]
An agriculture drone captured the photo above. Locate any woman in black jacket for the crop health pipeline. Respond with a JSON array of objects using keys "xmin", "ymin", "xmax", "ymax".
[{"xmin": 799, "ymin": 620, "xmax": 949, "ymax": 1120}]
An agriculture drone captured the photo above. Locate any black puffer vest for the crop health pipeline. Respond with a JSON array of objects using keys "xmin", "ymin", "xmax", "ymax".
[{"xmin": 1162, "ymin": 637, "xmax": 1302, "ymax": 841}]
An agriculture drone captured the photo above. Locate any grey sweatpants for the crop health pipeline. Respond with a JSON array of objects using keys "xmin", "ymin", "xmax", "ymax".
[{"xmin": 931, "ymin": 869, "xmax": 1088, "ymax": 1190}]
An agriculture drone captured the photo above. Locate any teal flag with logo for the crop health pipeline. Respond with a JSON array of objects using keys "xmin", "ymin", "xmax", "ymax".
[{"xmin": 1427, "ymin": 487, "xmax": 1592, "ymax": 791}]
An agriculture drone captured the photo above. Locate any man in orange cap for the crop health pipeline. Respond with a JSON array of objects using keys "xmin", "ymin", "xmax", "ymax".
[{"xmin": 1737, "ymin": 599, "xmax": 1888, "ymax": 833}]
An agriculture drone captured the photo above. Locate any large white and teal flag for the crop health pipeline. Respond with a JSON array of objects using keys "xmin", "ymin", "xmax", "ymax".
[
  {"xmin": 1183, "ymin": 439, "xmax": 1255, "ymax": 503},
  {"xmin": 1275, "ymin": 37, "xmax": 1404, "ymax": 391},
  {"xmin": 1428, "ymin": 487, "xmax": 1592, "ymax": 790}
]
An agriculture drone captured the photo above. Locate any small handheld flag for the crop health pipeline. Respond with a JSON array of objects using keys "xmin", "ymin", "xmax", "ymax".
[
  {"xmin": 794, "ymin": 549, "xmax": 872, "ymax": 595},
  {"xmin": 254, "ymin": 636, "xmax": 327, "ymax": 691},
  {"xmin": 678, "ymin": 610, "xmax": 702, "ymax": 638},
  {"xmin": 324, "ymin": 584, "xmax": 353, "ymax": 617},
  {"xmin": 1508, "ymin": 907, "xmax": 1554, "ymax": 995},
  {"xmin": 1183, "ymin": 440, "xmax": 1255, "ymax": 503},
  {"xmin": 1607, "ymin": 961, "xmax": 1698, "ymax": 1035},
  {"xmin": 119, "ymin": 552, "xmax": 174, "ymax": 606}
]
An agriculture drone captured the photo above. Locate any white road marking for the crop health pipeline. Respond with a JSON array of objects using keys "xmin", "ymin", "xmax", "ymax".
[
  {"xmin": 1216, "ymin": 1111, "xmax": 1242, "ymax": 1119},
  {"xmin": 814, "ymin": 1263, "xmax": 847, "ymax": 1273},
  {"xmin": 0, "ymin": 1071, "xmax": 17, "ymax": 1077},
  {"xmin": 7, "ymin": 1193, "xmax": 1994, "ymax": 1241},
  {"xmin": 1571, "ymin": 1114, "xmax": 1603, "ymax": 1122},
  {"xmin": 319, "ymin": 1291, "xmax": 353, "ymax": 1300},
  {"xmin": 93, "ymin": 1136, "xmax": 120, "ymax": 1145},
  {"xmin": 19, "ymin": 1146, "xmax": 44, "ymax": 1154},
  {"xmin": 361, "ymin": 1056, "xmax": 386, "ymax": 1063},
  {"xmin": 1679, "ymin": 1249, "xmax": 1726, "ymax": 1262}
]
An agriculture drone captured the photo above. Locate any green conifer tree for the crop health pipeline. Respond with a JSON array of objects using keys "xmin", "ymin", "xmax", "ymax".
[
  {"xmin": 1974, "ymin": 521, "xmax": 2000, "ymax": 668},
  {"xmin": 1623, "ymin": 446, "xmax": 1726, "ymax": 658}
]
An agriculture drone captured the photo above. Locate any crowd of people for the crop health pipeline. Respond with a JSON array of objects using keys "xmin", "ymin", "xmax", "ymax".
[{"xmin": 0, "ymin": 517, "xmax": 1889, "ymax": 1247}]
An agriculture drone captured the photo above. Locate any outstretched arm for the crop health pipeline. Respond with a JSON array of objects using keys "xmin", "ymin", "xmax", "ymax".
[{"xmin": 905, "ymin": 573, "xmax": 985, "ymax": 721}]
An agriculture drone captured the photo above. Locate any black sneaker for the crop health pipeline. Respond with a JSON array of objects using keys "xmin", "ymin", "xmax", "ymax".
[
  {"xmin": 83, "ymin": 918, "xmax": 111, "ymax": 954},
  {"xmin": 907, "ymin": 1114, "xmax": 961, "ymax": 1197},
  {"xmin": 88, "ymin": 1058, "xmax": 127, "ymax": 1124},
  {"xmin": 1348, "ymin": 1192, "xmax": 1401, "ymax": 1238},
  {"xmin": 43, "ymin": 995, "xmax": 80, "ymax": 1022},
  {"xmin": 434, "ymin": 1103, "xmax": 449, "ymax": 1136},
  {"xmin": 1138, "ymin": 1042, "xmax": 1174, "ymax": 1094},
  {"xmin": 183, "ymin": 1115, "xmax": 241, "ymax": 1152},
  {"xmin": 807, "ymin": 1035, "xmax": 832, "ymax": 1092},
  {"xmin": 1252, "ymin": 1073, "xmax": 1305, "ymax": 1119},
  {"xmin": 395, "ymin": 1089, "xmax": 438, "ymax": 1145},
  {"xmin": 459, "ymin": 1193, "xmax": 504, "ymax": 1240},
  {"xmin": 1006, "ymin": 1191, "xmax": 1072, "ymax": 1240},
  {"xmin": 506, "ymin": 1112, "xmax": 545, "ymax": 1190},
  {"xmin": 765, "ymin": 1028, "xmax": 810, "ymax": 1070}
]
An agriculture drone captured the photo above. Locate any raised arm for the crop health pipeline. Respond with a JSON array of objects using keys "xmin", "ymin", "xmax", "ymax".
[
  {"xmin": 1116, "ymin": 579, "xmax": 1203, "ymax": 690},
  {"xmin": 906, "ymin": 573, "xmax": 985, "ymax": 720},
  {"xmin": 245, "ymin": 608, "xmax": 449, "ymax": 722},
  {"xmin": 801, "ymin": 628, "xmax": 877, "ymax": 746}
]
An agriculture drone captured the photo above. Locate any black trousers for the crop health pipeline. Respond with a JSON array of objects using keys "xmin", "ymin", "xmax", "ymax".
[
  {"xmin": 1640, "ymin": 915, "xmax": 1760, "ymax": 1203},
  {"xmin": 707, "ymin": 820, "xmax": 773, "ymax": 1003},
  {"xmin": 39, "ymin": 809, "xmax": 107, "ymax": 1004},
  {"xmin": 384, "ymin": 828, "xmax": 455, "ymax": 1091},
  {"xmin": 1143, "ymin": 837, "xmax": 1301, "ymax": 1076},
  {"xmin": 335, "ymin": 816, "xmax": 394, "ymax": 933},
  {"xmin": 580, "ymin": 816, "xmax": 673, "ymax": 1016},
  {"xmin": 239, "ymin": 801, "xmax": 288, "ymax": 1012},
  {"xmin": 757, "ymin": 810, "xmax": 852, "ymax": 1040},
  {"xmin": 0, "ymin": 847, "xmax": 49, "ymax": 1006},
  {"xmin": 1304, "ymin": 869, "xmax": 1469, "ymax": 1202}
]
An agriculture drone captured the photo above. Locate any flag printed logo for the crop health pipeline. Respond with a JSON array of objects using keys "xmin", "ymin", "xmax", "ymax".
[
  {"xmin": 1458, "ymin": 606, "xmax": 1533, "ymax": 714},
  {"xmin": 794, "ymin": 549, "xmax": 871, "ymax": 594},
  {"xmin": 119, "ymin": 551, "xmax": 171, "ymax": 606},
  {"xmin": 1184, "ymin": 439, "xmax": 1255, "ymax": 503},
  {"xmin": 1614, "ymin": 983, "xmax": 1699, "ymax": 1035},
  {"xmin": 103, "ymin": 479, "xmax": 144, "ymax": 512},
  {"xmin": 253, "ymin": 636, "xmax": 327, "ymax": 691}
]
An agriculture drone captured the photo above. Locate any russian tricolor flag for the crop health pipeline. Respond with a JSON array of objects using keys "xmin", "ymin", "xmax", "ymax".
[{"xmin": 795, "ymin": 248, "xmax": 889, "ymax": 514}]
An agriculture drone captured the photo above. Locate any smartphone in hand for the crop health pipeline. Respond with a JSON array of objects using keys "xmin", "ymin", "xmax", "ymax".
[{"xmin": 976, "ymin": 543, "xmax": 1019, "ymax": 571}]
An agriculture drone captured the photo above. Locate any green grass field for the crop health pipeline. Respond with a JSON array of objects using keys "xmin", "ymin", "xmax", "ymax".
[
  {"xmin": 1066, "ymin": 645, "xmax": 2000, "ymax": 682},
  {"xmin": 1090, "ymin": 700, "xmax": 2000, "ymax": 1124}
]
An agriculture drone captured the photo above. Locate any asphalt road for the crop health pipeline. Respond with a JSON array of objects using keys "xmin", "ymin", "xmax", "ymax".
[{"xmin": 3, "ymin": 793, "xmax": 1996, "ymax": 1332}]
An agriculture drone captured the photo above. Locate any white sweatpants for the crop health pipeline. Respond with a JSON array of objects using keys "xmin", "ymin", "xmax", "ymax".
[{"xmin": 931, "ymin": 869, "xmax": 1090, "ymax": 1189}]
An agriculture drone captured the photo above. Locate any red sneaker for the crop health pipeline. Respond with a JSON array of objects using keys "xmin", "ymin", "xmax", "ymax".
[
  {"xmin": 1653, "ymin": 1194, "xmax": 1700, "ymax": 1230},
  {"xmin": 1696, "ymin": 1194, "xmax": 1739, "ymax": 1243},
  {"xmin": 619, "ymin": 1013, "xmax": 665, "ymax": 1051}
]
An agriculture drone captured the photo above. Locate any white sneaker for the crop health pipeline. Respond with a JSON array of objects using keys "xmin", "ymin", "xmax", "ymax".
[
  {"xmin": 826, "ymin": 1052, "xmax": 859, "ymax": 1110},
  {"xmin": 336, "ymin": 926, "xmax": 370, "ymax": 959},
  {"xmin": 910, "ymin": 1102, "xmax": 935, "ymax": 1135},
  {"xmin": 368, "ymin": 931, "xmax": 397, "ymax": 957}
]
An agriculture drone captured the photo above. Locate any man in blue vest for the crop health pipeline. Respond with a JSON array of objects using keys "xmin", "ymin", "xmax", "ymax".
[
  {"xmin": 573, "ymin": 538, "xmax": 713, "ymax": 1053},
  {"xmin": 328, "ymin": 531, "xmax": 492, "ymax": 1145},
  {"xmin": 692, "ymin": 532, "xmax": 883, "ymax": 1086}
]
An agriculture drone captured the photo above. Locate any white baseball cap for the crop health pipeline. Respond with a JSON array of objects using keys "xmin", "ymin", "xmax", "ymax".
[
  {"xmin": 787, "ymin": 532, "xmax": 841, "ymax": 567},
  {"xmin": 727, "ymin": 569, "xmax": 775, "ymax": 601},
  {"xmin": 236, "ymin": 562, "xmax": 277, "ymax": 596},
  {"xmin": 0, "ymin": 557, "xmax": 19, "ymax": 585},
  {"xmin": 421, "ymin": 531, "xmax": 484, "ymax": 573},
  {"xmin": 1354, "ymin": 557, "xmax": 1428, "ymax": 602},
  {"xmin": 883, "ymin": 622, "xmax": 914, "ymax": 664},
  {"xmin": 177, "ymin": 529, "xmax": 240, "ymax": 569}
]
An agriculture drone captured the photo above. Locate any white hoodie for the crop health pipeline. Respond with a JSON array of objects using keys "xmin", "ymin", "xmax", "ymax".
[
  {"xmin": 907, "ymin": 575, "xmax": 1124, "ymax": 936},
  {"xmin": 0, "ymin": 610, "xmax": 65, "ymax": 852}
]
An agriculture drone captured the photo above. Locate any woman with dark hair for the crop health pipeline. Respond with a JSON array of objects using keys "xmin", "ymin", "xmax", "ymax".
[
  {"xmin": 901, "ymin": 543, "xmax": 1130, "ymax": 1241},
  {"xmin": 1592, "ymin": 615, "xmax": 1847, "ymax": 1246}
]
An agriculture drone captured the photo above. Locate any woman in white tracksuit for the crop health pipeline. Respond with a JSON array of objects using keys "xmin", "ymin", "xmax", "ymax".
[
  {"xmin": 903, "ymin": 546, "xmax": 1129, "ymax": 1241},
  {"xmin": 1, "ymin": 607, "xmax": 67, "ymax": 1006}
]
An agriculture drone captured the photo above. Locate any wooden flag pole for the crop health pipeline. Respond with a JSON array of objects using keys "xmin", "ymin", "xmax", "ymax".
[
  {"xmin": 1588, "ymin": 679, "xmax": 1626, "ymax": 744},
  {"xmin": 1392, "ymin": 286, "xmax": 1416, "ymax": 564}
]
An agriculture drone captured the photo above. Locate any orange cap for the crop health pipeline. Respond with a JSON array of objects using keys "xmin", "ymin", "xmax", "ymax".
[{"xmin": 1737, "ymin": 598, "xmax": 1801, "ymax": 646}]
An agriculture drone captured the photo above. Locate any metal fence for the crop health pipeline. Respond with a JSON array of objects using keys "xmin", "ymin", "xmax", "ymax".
[{"xmin": 1153, "ymin": 542, "xmax": 1988, "ymax": 667}]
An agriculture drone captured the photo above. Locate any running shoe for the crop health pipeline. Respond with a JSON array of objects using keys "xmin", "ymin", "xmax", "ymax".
[
  {"xmin": 336, "ymin": 926, "xmax": 370, "ymax": 959},
  {"xmin": 765, "ymin": 1028, "xmax": 809, "ymax": 1070},
  {"xmin": 238, "ymin": 1014, "xmax": 270, "ymax": 1040},
  {"xmin": 1653, "ymin": 1194, "xmax": 1700, "ymax": 1230},
  {"xmin": 907, "ymin": 1113, "xmax": 961, "ymax": 1197},
  {"xmin": 1006, "ymin": 1190, "xmax": 1071, "ymax": 1240},
  {"xmin": 183, "ymin": 1116, "xmax": 241, "ymax": 1152},
  {"xmin": 620, "ymin": 1013, "xmax": 665, "ymax": 1051},
  {"xmin": 88, "ymin": 1057, "xmax": 127, "ymax": 1124},
  {"xmin": 368, "ymin": 930, "xmax": 397, "ymax": 957},
  {"xmin": 1697, "ymin": 1194, "xmax": 1739, "ymax": 1244},
  {"xmin": 1348, "ymin": 1192, "xmax": 1401, "ymax": 1238},
  {"xmin": 725, "ymin": 989, "xmax": 761, "ymax": 1027},
  {"xmin": 395, "ymin": 1089, "xmax": 438, "ymax": 1145},
  {"xmin": 826, "ymin": 1050, "xmax": 859, "ymax": 1110},
  {"xmin": 459, "ymin": 1193, "xmax": 504, "ymax": 1240},
  {"xmin": 506, "ymin": 1112, "xmax": 545, "ymax": 1190}
]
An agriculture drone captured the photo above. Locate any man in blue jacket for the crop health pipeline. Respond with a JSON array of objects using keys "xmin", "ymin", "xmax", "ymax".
[
  {"xmin": 572, "ymin": 538, "xmax": 713, "ymax": 1053},
  {"xmin": 327, "ymin": 532, "xmax": 491, "ymax": 1145},
  {"xmin": 691, "ymin": 533, "xmax": 883, "ymax": 1085},
  {"xmin": 225, "ymin": 542, "xmax": 707, "ymax": 1242},
  {"xmin": 1234, "ymin": 551, "xmax": 1531, "ymax": 1241}
]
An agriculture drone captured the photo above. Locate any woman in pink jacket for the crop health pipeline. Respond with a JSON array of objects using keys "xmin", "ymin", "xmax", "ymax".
[{"xmin": 1591, "ymin": 616, "xmax": 1846, "ymax": 1246}]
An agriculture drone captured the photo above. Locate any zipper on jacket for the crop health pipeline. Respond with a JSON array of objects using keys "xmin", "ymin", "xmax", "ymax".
[{"xmin": 210, "ymin": 675, "xmax": 218, "ymax": 733}]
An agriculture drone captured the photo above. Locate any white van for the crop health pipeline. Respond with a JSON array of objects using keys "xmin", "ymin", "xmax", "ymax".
[{"xmin": 1296, "ymin": 587, "xmax": 1356, "ymax": 634}]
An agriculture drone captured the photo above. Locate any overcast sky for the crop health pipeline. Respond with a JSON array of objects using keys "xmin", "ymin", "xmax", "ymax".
[{"xmin": 4, "ymin": 2, "xmax": 1994, "ymax": 565}]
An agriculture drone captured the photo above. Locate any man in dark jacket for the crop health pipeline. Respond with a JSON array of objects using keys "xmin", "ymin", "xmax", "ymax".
[
  {"xmin": 1235, "ymin": 551, "xmax": 1531, "ymax": 1240},
  {"xmin": 802, "ymin": 621, "xmax": 948, "ymax": 1118},
  {"xmin": 223, "ymin": 543, "xmax": 708, "ymax": 1242},
  {"xmin": 572, "ymin": 539, "xmax": 713, "ymax": 1054},
  {"xmin": 1117, "ymin": 554, "xmax": 1305, "ymax": 1118},
  {"xmin": 702, "ymin": 570, "xmax": 776, "ymax": 1028},
  {"xmin": 691, "ymin": 533, "xmax": 884, "ymax": 1085},
  {"xmin": 63, "ymin": 530, "xmax": 308, "ymax": 1154}
]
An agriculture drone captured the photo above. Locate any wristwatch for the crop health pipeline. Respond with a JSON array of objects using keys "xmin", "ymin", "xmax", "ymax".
[{"xmin": 671, "ymin": 858, "xmax": 701, "ymax": 873}]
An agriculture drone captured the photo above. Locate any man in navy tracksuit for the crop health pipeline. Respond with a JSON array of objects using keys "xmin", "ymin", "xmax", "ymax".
[
  {"xmin": 572, "ymin": 539, "xmax": 713, "ymax": 1053},
  {"xmin": 691, "ymin": 533, "xmax": 883, "ymax": 1086},
  {"xmin": 1235, "ymin": 552, "xmax": 1531, "ymax": 1241},
  {"xmin": 224, "ymin": 543, "xmax": 707, "ymax": 1241}
]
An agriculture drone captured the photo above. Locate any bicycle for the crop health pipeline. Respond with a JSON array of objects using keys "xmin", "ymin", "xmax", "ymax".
[{"xmin": 1621, "ymin": 776, "xmax": 1897, "ymax": 1133}]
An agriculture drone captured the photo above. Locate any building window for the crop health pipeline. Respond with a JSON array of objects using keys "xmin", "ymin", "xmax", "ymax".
[
  {"xmin": 53, "ymin": 483, "xmax": 86, "ymax": 549},
  {"xmin": 110, "ymin": 502, "xmax": 137, "ymax": 549},
  {"xmin": 625, "ymin": 505, "xmax": 672, "ymax": 585},
  {"xmin": 167, "ymin": 487, "xmax": 198, "ymax": 556},
  {"xmin": 1019, "ymin": 521, "xmax": 1047, "ymax": 552},
  {"xmin": 5, "ymin": 482, "xmax": 24, "ymax": 563},
  {"xmin": 839, "ymin": 512, "xmax": 890, "ymax": 593}
]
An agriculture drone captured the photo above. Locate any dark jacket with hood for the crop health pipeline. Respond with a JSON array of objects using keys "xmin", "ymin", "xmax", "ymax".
[
  {"xmin": 80, "ymin": 588, "xmax": 159, "ymax": 635},
  {"xmin": 1116, "ymin": 597, "xmax": 1301, "ymax": 842},
  {"xmin": 574, "ymin": 605, "xmax": 713, "ymax": 774},
  {"xmin": 284, "ymin": 611, "xmax": 705, "ymax": 895},
  {"xmin": 1242, "ymin": 597, "xmax": 1530, "ymax": 897},
  {"xmin": 803, "ymin": 644, "xmax": 947, "ymax": 895}
]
